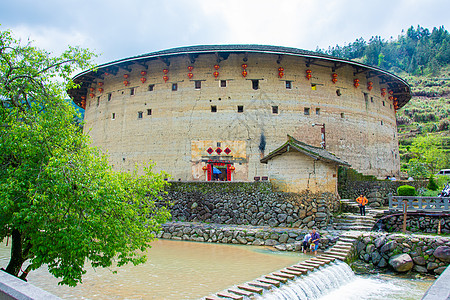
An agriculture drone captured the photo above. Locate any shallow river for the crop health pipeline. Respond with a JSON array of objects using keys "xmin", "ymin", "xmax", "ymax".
[{"xmin": 0, "ymin": 239, "xmax": 434, "ymax": 299}]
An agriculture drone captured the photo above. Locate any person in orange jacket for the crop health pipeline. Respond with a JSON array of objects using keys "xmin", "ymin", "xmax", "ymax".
[{"xmin": 356, "ymin": 194, "xmax": 368, "ymax": 216}]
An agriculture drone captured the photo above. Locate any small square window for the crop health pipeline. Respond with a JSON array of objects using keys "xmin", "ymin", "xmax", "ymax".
[
  {"xmin": 108, "ymin": 93, "xmax": 112, "ymax": 101},
  {"xmin": 211, "ymin": 105, "xmax": 217, "ymax": 113},
  {"xmin": 316, "ymin": 108, "xmax": 320, "ymax": 115},
  {"xmin": 172, "ymin": 83, "xmax": 178, "ymax": 91},
  {"xmin": 130, "ymin": 87, "xmax": 135, "ymax": 96},
  {"xmin": 381, "ymin": 120, "xmax": 384, "ymax": 125},
  {"xmin": 382, "ymin": 101, "xmax": 385, "ymax": 106},
  {"xmin": 311, "ymin": 84, "xmax": 317, "ymax": 91},
  {"xmin": 220, "ymin": 80, "xmax": 227, "ymax": 87},
  {"xmin": 272, "ymin": 106, "xmax": 279, "ymax": 114},
  {"xmin": 97, "ymin": 97, "xmax": 100, "ymax": 107},
  {"xmin": 252, "ymin": 80, "xmax": 259, "ymax": 90},
  {"xmin": 304, "ymin": 107, "xmax": 310, "ymax": 115},
  {"xmin": 341, "ymin": 112, "xmax": 345, "ymax": 118},
  {"xmin": 217, "ymin": 142, "xmax": 221, "ymax": 147},
  {"xmin": 371, "ymin": 97, "xmax": 374, "ymax": 103},
  {"xmin": 364, "ymin": 93, "xmax": 369, "ymax": 102},
  {"xmin": 147, "ymin": 109, "xmax": 152, "ymax": 115},
  {"xmin": 195, "ymin": 81, "xmax": 201, "ymax": 89},
  {"xmin": 390, "ymin": 104, "xmax": 392, "ymax": 109},
  {"xmin": 148, "ymin": 84, "xmax": 155, "ymax": 91},
  {"xmin": 138, "ymin": 111, "xmax": 143, "ymax": 119},
  {"xmin": 286, "ymin": 81, "xmax": 292, "ymax": 89},
  {"xmin": 238, "ymin": 105, "xmax": 244, "ymax": 113},
  {"xmin": 111, "ymin": 113, "xmax": 115, "ymax": 120},
  {"xmin": 336, "ymin": 89, "xmax": 341, "ymax": 96}
]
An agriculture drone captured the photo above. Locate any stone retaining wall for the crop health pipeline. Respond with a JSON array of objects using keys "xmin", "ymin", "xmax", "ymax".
[
  {"xmin": 158, "ymin": 222, "xmax": 339, "ymax": 251},
  {"xmin": 338, "ymin": 180, "xmax": 428, "ymax": 207},
  {"xmin": 164, "ymin": 182, "xmax": 339, "ymax": 229},
  {"xmin": 376, "ymin": 213, "xmax": 450, "ymax": 234},
  {"xmin": 355, "ymin": 232, "xmax": 450, "ymax": 275}
]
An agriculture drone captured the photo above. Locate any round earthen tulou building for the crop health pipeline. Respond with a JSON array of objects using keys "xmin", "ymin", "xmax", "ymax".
[{"xmin": 69, "ymin": 45, "xmax": 411, "ymax": 194}]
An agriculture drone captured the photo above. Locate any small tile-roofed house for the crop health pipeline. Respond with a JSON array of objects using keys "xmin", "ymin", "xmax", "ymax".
[{"xmin": 260, "ymin": 135, "xmax": 350, "ymax": 194}]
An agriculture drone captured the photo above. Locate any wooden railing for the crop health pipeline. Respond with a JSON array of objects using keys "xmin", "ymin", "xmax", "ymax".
[{"xmin": 388, "ymin": 193, "xmax": 450, "ymax": 212}]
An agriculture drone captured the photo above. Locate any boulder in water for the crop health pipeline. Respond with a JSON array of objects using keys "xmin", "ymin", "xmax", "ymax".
[{"xmin": 389, "ymin": 254, "xmax": 413, "ymax": 272}]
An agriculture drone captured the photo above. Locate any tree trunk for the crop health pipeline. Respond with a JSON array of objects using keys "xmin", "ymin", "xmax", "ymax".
[{"xmin": 5, "ymin": 229, "xmax": 25, "ymax": 277}]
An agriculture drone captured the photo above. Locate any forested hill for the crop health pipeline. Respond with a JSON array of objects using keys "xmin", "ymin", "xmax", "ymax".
[
  {"xmin": 317, "ymin": 25, "xmax": 450, "ymax": 76},
  {"xmin": 317, "ymin": 25, "xmax": 450, "ymax": 179}
]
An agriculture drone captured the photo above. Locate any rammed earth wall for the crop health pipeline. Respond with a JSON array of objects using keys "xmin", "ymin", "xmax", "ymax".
[
  {"xmin": 163, "ymin": 181, "xmax": 339, "ymax": 229},
  {"xmin": 355, "ymin": 232, "xmax": 450, "ymax": 275}
]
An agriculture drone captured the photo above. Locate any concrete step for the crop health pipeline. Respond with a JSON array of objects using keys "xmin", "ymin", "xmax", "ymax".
[
  {"xmin": 272, "ymin": 272, "xmax": 295, "ymax": 280},
  {"xmin": 264, "ymin": 274, "xmax": 287, "ymax": 283},
  {"xmin": 333, "ymin": 245, "xmax": 352, "ymax": 251},
  {"xmin": 280, "ymin": 269, "xmax": 303, "ymax": 276},
  {"xmin": 237, "ymin": 284, "xmax": 263, "ymax": 295},
  {"xmin": 205, "ymin": 295, "xmax": 223, "ymax": 300},
  {"xmin": 311, "ymin": 256, "xmax": 334, "ymax": 263},
  {"xmin": 321, "ymin": 253, "xmax": 346, "ymax": 260},
  {"xmin": 228, "ymin": 288, "xmax": 254, "ymax": 298},
  {"xmin": 316, "ymin": 255, "xmax": 335, "ymax": 262},
  {"xmin": 287, "ymin": 266, "xmax": 309, "ymax": 273},
  {"xmin": 217, "ymin": 291, "xmax": 243, "ymax": 300},
  {"xmin": 258, "ymin": 277, "xmax": 281, "ymax": 287},
  {"xmin": 248, "ymin": 281, "xmax": 273, "ymax": 290},
  {"xmin": 305, "ymin": 259, "xmax": 327, "ymax": 266},
  {"xmin": 293, "ymin": 264, "xmax": 316, "ymax": 271},
  {"xmin": 301, "ymin": 261, "xmax": 323, "ymax": 268}
]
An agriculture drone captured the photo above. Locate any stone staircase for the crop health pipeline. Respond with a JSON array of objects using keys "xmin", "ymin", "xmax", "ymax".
[
  {"xmin": 203, "ymin": 232, "xmax": 363, "ymax": 300},
  {"xmin": 332, "ymin": 199, "xmax": 384, "ymax": 231}
]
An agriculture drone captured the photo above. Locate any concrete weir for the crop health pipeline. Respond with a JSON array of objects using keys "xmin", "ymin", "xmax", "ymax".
[{"xmin": 203, "ymin": 232, "xmax": 362, "ymax": 300}]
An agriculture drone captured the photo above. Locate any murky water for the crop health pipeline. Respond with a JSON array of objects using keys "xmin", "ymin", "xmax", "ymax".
[
  {"xmin": 0, "ymin": 239, "xmax": 303, "ymax": 299},
  {"xmin": 0, "ymin": 239, "xmax": 434, "ymax": 300}
]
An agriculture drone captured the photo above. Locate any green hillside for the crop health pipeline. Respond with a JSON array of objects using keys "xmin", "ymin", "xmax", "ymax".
[{"xmin": 318, "ymin": 25, "xmax": 450, "ymax": 178}]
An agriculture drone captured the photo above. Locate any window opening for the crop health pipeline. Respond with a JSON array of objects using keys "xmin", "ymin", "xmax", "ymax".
[
  {"xmin": 272, "ymin": 106, "xmax": 279, "ymax": 114},
  {"xmin": 148, "ymin": 84, "xmax": 154, "ymax": 91},
  {"xmin": 130, "ymin": 87, "xmax": 135, "ymax": 96},
  {"xmin": 363, "ymin": 92, "xmax": 369, "ymax": 103},
  {"xmin": 147, "ymin": 109, "xmax": 152, "ymax": 115},
  {"xmin": 172, "ymin": 83, "xmax": 178, "ymax": 91},
  {"xmin": 195, "ymin": 81, "xmax": 201, "ymax": 89},
  {"xmin": 371, "ymin": 97, "xmax": 374, "ymax": 103},
  {"xmin": 96, "ymin": 97, "xmax": 100, "ymax": 107},
  {"xmin": 304, "ymin": 107, "xmax": 310, "ymax": 115},
  {"xmin": 336, "ymin": 89, "xmax": 341, "ymax": 96},
  {"xmin": 237, "ymin": 105, "xmax": 244, "ymax": 113},
  {"xmin": 138, "ymin": 111, "xmax": 143, "ymax": 119},
  {"xmin": 316, "ymin": 108, "xmax": 320, "ymax": 115},
  {"xmin": 220, "ymin": 80, "xmax": 227, "ymax": 87},
  {"xmin": 252, "ymin": 80, "xmax": 259, "ymax": 90},
  {"xmin": 108, "ymin": 93, "xmax": 112, "ymax": 101},
  {"xmin": 381, "ymin": 120, "xmax": 383, "ymax": 125},
  {"xmin": 341, "ymin": 112, "xmax": 345, "ymax": 118},
  {"xmin": 111, "ymin": 113, "xmax": 115, "ymax": 120},
  {"xmin": 382, "ymin": 101, "xmax": 385, "ymax": 106},
  {"xmin": 286, "ymin": 81, "xmax": 292, "ymax": 89},
  {"xmin": 311, "ymin": 84, "xmax": 317, "ymax": 91},
  {"xmin": 211, "ymin": 105, "xmax": 217, "ymax": 112},
  {"xmin": 217, "ymin": 142, "xmax": 221, "ymax": 147}
]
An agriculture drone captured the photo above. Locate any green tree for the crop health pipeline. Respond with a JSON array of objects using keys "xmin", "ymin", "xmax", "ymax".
[
  {"xmin": 0, "ymin": 29, "xmax": 171, "ymax": 286},
  {"xmin": 408, "ymin": 135, "xmax": 448, "ymax": 176}
]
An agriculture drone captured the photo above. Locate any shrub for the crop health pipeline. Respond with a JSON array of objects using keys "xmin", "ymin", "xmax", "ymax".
[
  {"xmin": 397, "ymin": 185, "xmax": 416, "ymax": 196},
  {"xmin": 427, "ymin": 175, "xmax": 439, "ymax": 191}
]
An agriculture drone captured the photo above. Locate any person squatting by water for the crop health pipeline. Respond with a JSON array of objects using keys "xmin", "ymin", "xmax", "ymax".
[
  {"xmin": 356, "ymin": 194, "xmax": 368, "ymax": 216},
  {"xmin": 302, "ymin": 232, "xmax": 311, "ymax": 254},
  {"xmin": 310, "ymin": 228, "xmax": 320, "ymax": 256}
]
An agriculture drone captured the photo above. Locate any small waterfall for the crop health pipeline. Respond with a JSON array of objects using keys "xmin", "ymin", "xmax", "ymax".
[{"xmin": 256, "ymin": 261, "xmax": 356, "ymax": 300}]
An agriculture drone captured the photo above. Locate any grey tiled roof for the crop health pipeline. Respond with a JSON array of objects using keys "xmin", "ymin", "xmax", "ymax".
[{"xmin": 260, "ymin": 135, "xmax": 350, "ymax": 166}]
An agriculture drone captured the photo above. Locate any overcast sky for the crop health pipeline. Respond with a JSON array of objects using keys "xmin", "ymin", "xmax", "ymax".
[{"xmin": 1, "ymin": 0, "xmax": 450, "ymax": 65}]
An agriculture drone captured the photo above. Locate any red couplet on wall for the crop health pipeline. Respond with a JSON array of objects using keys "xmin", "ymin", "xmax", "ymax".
[
  {"xmin": 207, "ymin": 164, "xmax": 212, "ymax": 181},
  {"xmin": 226, "ymin": 164, "xmax": 232, "ymax": 181}
]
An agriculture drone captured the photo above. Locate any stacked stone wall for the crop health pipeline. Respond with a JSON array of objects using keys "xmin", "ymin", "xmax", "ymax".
[
  {"xmin": 158, "ymin": 221, "xmax": 338, "ymax": 251},
  {"xmin": 376, "ymin": 213, "xmax": 450, "ymax": 234},
  {"xmin": 338, "ymin": 180, "xmax": 428, "ymax": 207},
  {"xmin": 164, "ymin": 182, "xmax": 339, "ymax": 229},
  {"xmin": 355, "ymin": 233, "xmax": 450, "ymax": 275}
]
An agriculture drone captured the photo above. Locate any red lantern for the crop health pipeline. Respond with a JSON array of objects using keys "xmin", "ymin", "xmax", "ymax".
[
  {"xmin": 214, "ymin": 64, "xmax": 220, "ymax": 70},
  {"xmin": 202, "ymin": 166, "xmax": 208, "ymax": 171},
  {"xmin": 242, "ymin": 70, "xmax": 247, "ymax": 77},
  {"xmin": 98, "ymin": 82, "xmax": 104, "ymax": 86},
  {"xmin": 163, "ymin": 69, "xmax": 169, "ymax": 74},
  {"xmin": 389, "ymin": 90, "xmax": 394, "ymax": 95},
  {"xmin": 381, "ymin": 88, "xmax": 387, "ymax": 97},
  {"xmin": 331, "ymin": 73, "xmax": 338, "ymax": 83},
  {"xmin": 278, "ymin": 71, "xmax": 284, "ymax": 78},
  {"xmin": 81, "ymin": 96, "xmax": 86, "ymax": 101},
  {"xmin": 229, "ymin": 166, "xmax": 236, "ymax": 171},
  {"xmin": 163, "ymin": 75, "xmax": 169, "ymax": 82},
  {"xmin": 89, "ymin": 93, "xmax": 95, "ymax": 98},
  {"xmin": 389, "ymin": 96, "xmax": 394, "ymax": 101},
  {"xmin": 123, "ymin": 80, "xmax": 129, "ymax": 86},
  {"xmin": 213, "ymin": 71, "xmax": 219, "ymax": 78},
  {"xmin": 188, "ymin": 66, "xmax": 194, "ymax": 72},
  {"xmin": 306, "ymin": 69, "xmax": 312, "ymax": 80},
  {"xmin": 187, "ymin": 72, "xmax": 193, "ymax": 79},
  {"xmin": 81, "ymin": 99, "xmax": 86, "ymax": 109},
  {"xmin": 89, "ymin": 87, "xmax": 95, "ymax": 92},
  {"xmin": 354, "ymin": 79, "xmax": 360, "ymax": 88},
  {"xmin": 278, "ymin": 67, "xmax": 284, "ymax": 72},
  {"xmin": 241, "ymin": 63, "xmax": 248, "ymax": 69},
  {"xmin": 367, "ymin": 81, "xmax": 373, "ymax": 91},
  {"xmin": 123, "ymin": 74, "xmax": 129, "ymax": 79},
  {"xmin": 98, "ymin": 88, "xmax": 104, "ymax": 93},
  {"xmin": 140, "ymin": 71, "xmax": 147, "ymax": 76},
  {"xmin": 140, "ymin": 77, "xmax": 147, "ymax": 83}
]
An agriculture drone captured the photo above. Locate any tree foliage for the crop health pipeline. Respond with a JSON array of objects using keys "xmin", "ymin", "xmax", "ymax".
[
  {"xmin": 406, "ymin": 135, "xmax": 448, "ymax": 178},
  {"xmin": 0, "ymin": 29, "xmax": 171, "ymax": 286},
  {"xmin": 318, "ymin": 25, "xmax": 450, "ymax": 75}
]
